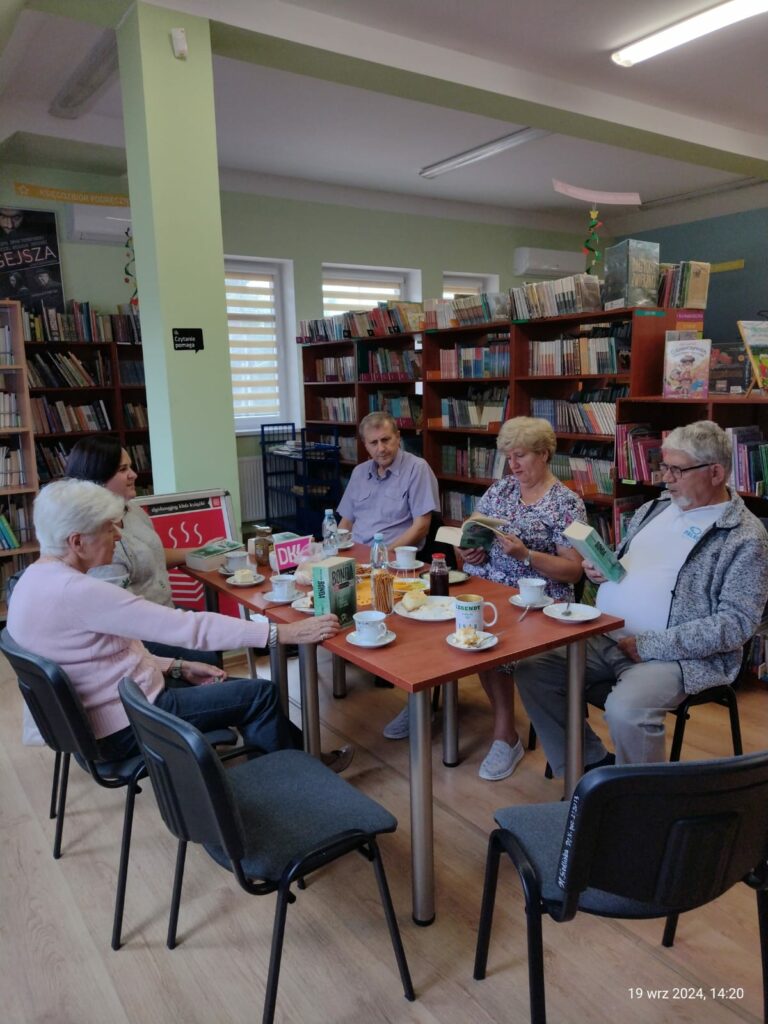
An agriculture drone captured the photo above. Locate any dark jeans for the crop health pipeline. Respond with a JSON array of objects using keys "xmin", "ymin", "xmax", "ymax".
[
  {"xmin": 143, "ymin": 639, "xmax": 221, "ymax": 668},
  {"xmin": 98, "ymin": 676, "xmax": 300, "ymax": 761}
]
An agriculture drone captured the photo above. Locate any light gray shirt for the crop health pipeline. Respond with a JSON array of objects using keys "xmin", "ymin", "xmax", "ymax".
[{"xmin": 111, "ymin": 503, "xmax": 174, "ymax": 607}]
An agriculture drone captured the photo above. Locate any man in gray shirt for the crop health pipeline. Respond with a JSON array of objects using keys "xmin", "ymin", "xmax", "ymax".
[{"xmin": 338, "ymin": 412, "xmax": 439, "ymax": 549}]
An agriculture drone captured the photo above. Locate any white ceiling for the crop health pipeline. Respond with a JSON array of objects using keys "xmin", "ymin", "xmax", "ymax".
[{"xmin": 1, "ymin": 0, "xmax": 766, "ymax": 233}]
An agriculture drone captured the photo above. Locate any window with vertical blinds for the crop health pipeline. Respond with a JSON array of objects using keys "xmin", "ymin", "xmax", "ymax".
[
  {"xmin": 322, "ymin": 267, "xmax": 405, "ymax": 318},
  {"xmin": 225, "ymin": 261, "xmax": 284, "ymax": 429}
]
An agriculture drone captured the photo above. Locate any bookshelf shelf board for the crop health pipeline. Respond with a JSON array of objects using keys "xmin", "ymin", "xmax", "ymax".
[
  {"xmin": 556, "ymin": 432, "xmax": 615, "ymax": 442},
  {"xmin": 0, "ymin": 485, "xmax": 36, "ymax": 497},
  {"xmin": 30, "ymin": 385, "xmax": 113, "ymax": 393},
  {"xmin": 437, "ymin": 473, "xmax": 495, "ymax": 487},
  {"xmin": 428, "ymin": 375, "xmax": 509, "ymax": 384},
  {"xmin": 513, "ymin": 306, "xmax": 648, "ymax": 327},
  {"xmin": 428, "ymin": 426, "xmax": 501, "ymax": 436},
  {"xmin": 304, "ymin": 380, "xmax": 355, "ymax": 387},
  {"xmin": 577, "ymin": 492, "xmax": 615, "ymax": 506},
  {"xmin": 0, "ymin": 541, "xmax": 39, "ymax": 559},
  {"xmin": 25, "ymin": 341, "xmax": 112, "ymax": 351},
  {"xmin": 37, "ymin": 430, "xmax": 109, "ymax": 440},
  {"xmin": 305, "ymin": 418, "xmax": 356, "ymax": 428},
  {"xmin": 118, "ymin": 383, "xmax": 147, "ymax": 390},
  {"xmin": 123, "ymin": 427, "xmax": 149, "ymax": 434},
  {"xmin": 516, "ymin": 374, "xmax": 630, "ymax": 383},
  {"xmin": 0, "ymin": 426, "xmax": 31, "ymax": 435},
  {"xmin": 424, "ymin": 323, "xmax": 509, "ymax": 336},
  {"xmin": 0, "ymin": 364, "xmax": 25, "ymax": 371},
  {"xmin": 359, "ymin": 377, "xmax": 417, "ymax": 385}
]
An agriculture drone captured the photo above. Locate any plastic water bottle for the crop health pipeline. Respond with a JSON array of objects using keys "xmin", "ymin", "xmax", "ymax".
[
  {"xmin": 321, "ymin": 508, "xmax": 338, "ymax": 556},
  {"xmin": 370, "ymin": 532, "xmax": 388, "ymax": 571},
  {"xmin": 429, "ymin": 552, "xmax": 450, "ymax": 596}
]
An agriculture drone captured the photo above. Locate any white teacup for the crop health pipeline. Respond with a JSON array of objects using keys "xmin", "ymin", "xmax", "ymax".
[
  {"xmin": 271, "ymin": 574, "xmax": 297, "ymax": 601},
  {"xmin": 394, "ymin": 545, "xmax": 418, "ymax": 567},
  {"xmin": 224, "ymin": 550, "xmax": 248, "ymax": 574},
  {"xmin": 337, "ymin": 528, "xmax": 351, "ymax": 545},
  {"xmin": 353, "ymin": 609, "xmax": 388, "ymax": 642},
  {"xmin": 454, "ymin": 592, "xmax": 498, "ymax": 632},
  {"xmin": 518, "ymin": 577, "xmax": 547, "ymax": 606}
]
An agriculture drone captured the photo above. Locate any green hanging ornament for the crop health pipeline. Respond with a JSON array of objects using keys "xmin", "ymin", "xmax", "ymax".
[{"xmin": 582, "ymin": 208, "xmax": 602, "ymax": 274}]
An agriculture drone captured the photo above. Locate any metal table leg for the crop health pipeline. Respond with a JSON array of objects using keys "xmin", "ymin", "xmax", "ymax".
[
  {"xmin": 565, "ymin": 638, "xmax": 586, "ymax": 799},
  {"xmin": 269, "ymin": 642, "xmax": 289, "ymax": 715},
  {"xmin": 408, "ymin": 689, "xmax": 435, "ymax": 925},
  {"xmin": 442, "ymin": 679, "xmax": 459, "ymax": 767},
  {"xmin": 332, "ymin": 654, "xmax": 347, "ymax": 698},
  {"xmin": 298, "ymin": 642, "xmax": 321, "ymax": 756}
]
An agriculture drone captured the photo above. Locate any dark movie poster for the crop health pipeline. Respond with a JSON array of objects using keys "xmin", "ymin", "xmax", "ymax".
[{"xmin": 0, "ymin": 207, "xmax": 64, "ymax": 312}]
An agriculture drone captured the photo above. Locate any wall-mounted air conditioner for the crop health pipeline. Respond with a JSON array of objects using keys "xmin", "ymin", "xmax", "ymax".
[
  {"xmin": 65, "ymin": 204, "xmax": 131, "ymax": 245},
  {"xmin": 512, "ymin": 247, "xmax": 585, "ymax": 278}
]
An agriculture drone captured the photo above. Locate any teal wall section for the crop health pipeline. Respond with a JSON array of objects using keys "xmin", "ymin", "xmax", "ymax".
[{"xmin": 623, "ymin": 207, "xmax": 768, "ymax": 341}]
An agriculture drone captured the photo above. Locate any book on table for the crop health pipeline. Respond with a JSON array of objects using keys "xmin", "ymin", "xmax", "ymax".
[
  {"xmin": 435, "ymin": 513, "xmax": 510, "ymax": 551},
  {"xmin": 563, "ymin": 520, "xmax": 626, "ymax": 583}
]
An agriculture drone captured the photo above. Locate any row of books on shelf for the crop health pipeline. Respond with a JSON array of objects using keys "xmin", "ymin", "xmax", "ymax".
[
  {"xmin": 441, "ymin": 489, "xmax": 481, "ymax": 522},
  {"xmin": 0, "ymin": 554, "xmax": 36, "ymax": 602},
  {"xmin": 297, "ymin": 301, "xmax": 424, "ymax": 342},
  {"xmin": 119, "ymin": 360, "xmax": 146, "ymax": 385},
  {"xmin": 368, "ymin": 391, "xmax": 422, "ymax": 428},
  {"xmin": 436, "ymin": 340, "xmax": 510, "ymax": 379},
  {"xmin": 724, "ymin": 425, "xmax": 768, "ymax": 495},
  {"xmin": 36, "ymin": 440, "xmax": 72, "ymax": 481},
  {"xmin": 0, "ymin": 324, "xmax": 13, "ymax": 365},
  {"xmin": 31, "ymin": 396, "xmax": 112, "ymax": 435},
  {"xmin": 23, "ymin": 300, "xmax": 142, "ymax": 345},
  {"xmin": 0, "ymin": 390, "xmax": 20, "ymax": 428},
  {"xmin": 27, "ymin": 349, "xmax": 111, "ymax": 389},
  {"xmin": 551, "ymin": 448, "xmax": 613, "ymax": 496},
  {"xmin": 0, "ymin": 445, "xmax": 27, "ymax": 487},
  {"xmin": 311, "ymin": 355, "xmax": 356, "ymax": 383},
  {"xmin": 317, "ymin": 433, "xmax": 357, "ymax": 461},
  {"xmin": 510, "ymin": 273, "xmax": 602, "ymax": 321},
  {"xmin": 316, "ymin": 396, "xmax": 357, "ymax": 423},
  {"xmin": 359, "ymin": 347, "xmax": 421, "ymax": 381},
  {"xmin": 123, "ymin": 402, "xmax": 149, "ymax": 429},
  {"xmin": 126, "ymin": 443, "xmax": 151, "ymax": 473},
  {"xmin": 437, "ymin": 386, "xmax": 508, "ymax": 428},
  {"xmin": 424, "ymin": 293, "xmax": 512, "ymax": 329},
  {"xmin": 0, "ymin": 499, "xmax": 31, "ymax": 549},
  {"xmin": 528, "ymin": 330, "xmax": 631, "ymax": 376},
  {"xmin": 530, "ymin": 386, "xmax": 628, "ymax": 435},
  {"xmin": 616, "ymin": 424, "xmax": 664, "ymax": 483},
  {"xmin": 657, "ymin": 261, "xmax": 711, "ymax": 310},
  {"xmin": 439, "ymin": 443, "xmax": 506, "ymax": 480}
]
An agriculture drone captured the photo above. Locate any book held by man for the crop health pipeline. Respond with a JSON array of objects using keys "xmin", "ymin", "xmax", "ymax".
[
  {"xmin": 563, "ymin": 521, "xmax": 626, "ymax": 583},
  {"xmin": 312, "ymin": 556, "xmax": 357, "ymax": 628},
  {"xmin": 435, "ymin": 513, "xmax": 510, "ymax": 551}
]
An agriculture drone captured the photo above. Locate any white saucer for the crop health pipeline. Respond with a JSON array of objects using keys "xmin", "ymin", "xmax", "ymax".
[
  {"xmin": 337, "ymin": 540, "xmax": 355, "ymax": 550},
  {"xmin": 388, "ymin": 559, "xmax": 425, "ymax": 572},
  {"xmin": 226, "ymin": 573, "xmax": 265, "ymax": 588},
  {"xmin": 346, "ymin": 629, "xmax": 396, "ymax": 648},
  {"xmin": 446, "ymin": 631, "xmax": 498, "ymax": 651},
  {"xmin": 509, "ymin": 593, "xmax": 554, "ymax": 610},
  {"xmin": 290, "ymin": 596, "xmax": 315, "ymax": 613},
  {"xmin": 262, "ymin": 590, "xmax": 297, "ymax": 604},
  {"xmin": 543, "ymin": 603, "xmax": 601, "ymax": 623}
]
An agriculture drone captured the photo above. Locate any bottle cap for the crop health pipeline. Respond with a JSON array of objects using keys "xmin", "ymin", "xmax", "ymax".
[
  {"xmin": 324, "ymin": 508, "xmax": 333, "ymax": 515},
  {"xmin": 373, "ymin": 532, "xmax": 384, "ymax": 541},
  {"xmin": 432, "ymin": 553, "xmax": 446, "ymax": 560}
]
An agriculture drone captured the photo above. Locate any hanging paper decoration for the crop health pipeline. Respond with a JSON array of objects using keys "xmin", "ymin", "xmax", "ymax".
[
  {"xmin": 583, "ymin": 208, "xmax": 602, "ymax": 274},
  {"xmin": 124, "ymin": 227, "xmax": 138, "ymax": 306}
]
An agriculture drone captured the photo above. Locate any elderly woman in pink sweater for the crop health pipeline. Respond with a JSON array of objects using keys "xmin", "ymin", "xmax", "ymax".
[{"xmin": 8, "ymin": 479, "xmax": 340, "ymax": 762}]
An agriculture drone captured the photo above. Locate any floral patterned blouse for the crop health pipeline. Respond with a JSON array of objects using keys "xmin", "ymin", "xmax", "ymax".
[{"xmin": 463, "ymin": 476, "xmax": 587, "ymax": 601}]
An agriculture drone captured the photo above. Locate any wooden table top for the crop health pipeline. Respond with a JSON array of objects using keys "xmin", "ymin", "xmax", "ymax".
[{"xmin": 187, "ymin": 553, "xmax": 623, "ymax": 692}]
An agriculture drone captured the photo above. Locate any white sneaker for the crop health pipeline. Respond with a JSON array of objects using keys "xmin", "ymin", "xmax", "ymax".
[
  {"xmin": 479, "ymin": 739, "xmax": 524, "ymax": 781},
  {"xmin": 383, "ymin": 705, "xmax": 410, "ymax": 740}
]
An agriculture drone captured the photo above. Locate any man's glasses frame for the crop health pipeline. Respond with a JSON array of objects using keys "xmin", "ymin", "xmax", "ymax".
[{"xmin": 659, "ymin": 462, "xmax": 714, "ymax": 481}]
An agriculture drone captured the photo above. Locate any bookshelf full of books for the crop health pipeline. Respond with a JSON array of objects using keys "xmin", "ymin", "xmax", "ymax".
[
  {"xmin": 0, "ymin": 301, "xmax": 41, "ymax": 616},
  {"xmin": 299, "ymin": 334, "xmax": 423, "ymax": 467},
  {"xmin": 21, "ymin": 300, "xmax": 152, "ymax": 491}
]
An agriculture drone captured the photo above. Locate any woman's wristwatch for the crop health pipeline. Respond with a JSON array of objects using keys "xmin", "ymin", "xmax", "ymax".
[
  {"xmin": 522, "ymin": 549, "xmax": 532, "ymax": 568},
  {"xmin": 169, "ymin": 657, "xmax": 184, "ymax": 679}
]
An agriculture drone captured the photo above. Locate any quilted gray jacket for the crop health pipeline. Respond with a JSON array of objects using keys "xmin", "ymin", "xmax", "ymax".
[{"xmin": 617, "ymin": 491, "xmax": 768, "ymax": 694}]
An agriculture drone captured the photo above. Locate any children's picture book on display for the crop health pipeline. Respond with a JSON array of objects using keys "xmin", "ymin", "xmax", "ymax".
[
  {"xmin": 738, "ymin": 321, "xmax": 768, "ymax": 393},
  {"xmin": 662, "ymin": 335, "xmax": 711, "ymax": 398},
  {"xmin": 709, "ymin": 339, "xmax": 750, "ymax": 394}
]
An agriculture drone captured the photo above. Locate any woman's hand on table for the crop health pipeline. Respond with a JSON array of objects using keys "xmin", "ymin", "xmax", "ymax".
[
  {"xmin": 278, "ymin": 613, "xmax": 340, "ymax": 646},
  {"xmin": 461, "ymin": 546, "xmax": 488, "ymax": 566},
  {"xmin": 179, "ymin": 660, "xmax": 228, "ymax": 685}
]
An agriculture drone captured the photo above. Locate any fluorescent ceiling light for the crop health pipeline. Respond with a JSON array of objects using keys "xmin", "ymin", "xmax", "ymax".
[
  {"xmin": 419, "ymin": 127, "xmax": 549, "ymax": 178},
  {"xmin": 612, "ymin": 0, "xmax": 768, "ymax": 66},
  {"xmin": 49, "ymin": 29, "xmax": 118, "ymax": 118},
  {"xmin": 641, "ymin": 176, "xmax": 765, "ymax": 209}
]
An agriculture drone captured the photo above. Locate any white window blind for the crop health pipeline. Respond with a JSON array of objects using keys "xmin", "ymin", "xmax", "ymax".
[
  {"xmin": 443, "ymin": 273, "xmax": 485, "ymax": 300},
  {"xmin": 322, "ymin": 267, "xmax": 405, "ymax": 318},
  {"xmin": 225, "ymin": 262, "xmax": 284, "ymax": 427}
]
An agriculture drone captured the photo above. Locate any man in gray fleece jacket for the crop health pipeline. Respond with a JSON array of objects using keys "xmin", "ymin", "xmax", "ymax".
[{"xmin": 517, "ymin": 420, "xmax": 768, "ymax": 775}]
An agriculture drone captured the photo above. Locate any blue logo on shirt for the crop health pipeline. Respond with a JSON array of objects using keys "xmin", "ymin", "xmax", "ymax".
[{"xmin": 683, "ymin": 525, "xmax": 703, "ymax": 540}]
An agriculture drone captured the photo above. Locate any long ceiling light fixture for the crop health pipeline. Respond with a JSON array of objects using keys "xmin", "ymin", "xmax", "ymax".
[
  {"xmin": 612, "ymin": 0, "xmax": 768, "ymax": 67},
  {"xmin": 49, "ymin": 29, "xmax": 118, "ymax": 119},
  {"xmin": 640, "ymin": 176, "xmax": 765, "ymax": 209},
  {"xmin": 418, "ymin": 127, "xmax": 549, "ymax": 178}
]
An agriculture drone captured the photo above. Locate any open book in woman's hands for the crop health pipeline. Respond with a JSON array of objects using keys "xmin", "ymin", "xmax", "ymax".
[{"xmin": 435, "ymin": 513, "xmax": 512, "ymax": 551}]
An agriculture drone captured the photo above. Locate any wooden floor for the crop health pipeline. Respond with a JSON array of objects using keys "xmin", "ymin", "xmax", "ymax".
[{"xmin": 1, "ymin": 646, "xmax": 765, "ymax": 1024}]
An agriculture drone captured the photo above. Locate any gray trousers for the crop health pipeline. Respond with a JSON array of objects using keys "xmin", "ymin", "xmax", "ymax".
[{"xmin": 515, "ymin": 634, "xmax": 686, "ymax": 777}]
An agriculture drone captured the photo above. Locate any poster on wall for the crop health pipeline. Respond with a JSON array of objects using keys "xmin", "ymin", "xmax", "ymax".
[{"xmin": 0, "ymin": 207, "xmax": 64, "ymax": 311}]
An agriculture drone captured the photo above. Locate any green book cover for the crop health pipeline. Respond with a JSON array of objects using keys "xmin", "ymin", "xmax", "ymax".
[
  {"xmin": 563, "ymin": 521, "xmax": 626, "ymax": 583},
  {"xmin": 312, "ymin": 556, "xmax": 357, "ymax": 628}
]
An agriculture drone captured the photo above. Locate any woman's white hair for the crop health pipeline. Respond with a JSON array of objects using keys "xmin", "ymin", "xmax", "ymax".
[
  {"xmin": 663, "ymin": 420, "xmax": 732, "ymax": 477},
  {"xmin": 34, "ymin": 479, "xmax": 125, "ymax": 556}
]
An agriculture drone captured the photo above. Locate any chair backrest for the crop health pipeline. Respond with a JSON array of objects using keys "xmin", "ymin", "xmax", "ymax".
[
  {"xmin": 417, "ymin": 511, "xmax": 457, "ymax": 568},
  {"xmin": 556, "ymin": 752, "xmax": 768, "ymax": 917},
  {"xmin": 0, "ymin": 627, "xmax": 101, "ymax": 761},
  {"xmin": 118, "ymin": 678, "xmax": 245, "ymax": 861}
]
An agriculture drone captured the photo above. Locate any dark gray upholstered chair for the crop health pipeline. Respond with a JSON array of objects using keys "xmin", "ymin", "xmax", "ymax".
[
  {"xmin": 473, "ymin": 754, "xmax": 768, "ymax": 1024},
  {"xmin": 0, "ymin": 627, "xmax": 235, "ymax": 950},
  {"xmin": 118, "ymin": 678, "xmax": 415, "ymax": 1024}
]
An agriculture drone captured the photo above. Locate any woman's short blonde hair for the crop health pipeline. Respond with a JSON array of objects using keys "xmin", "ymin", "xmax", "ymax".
[{"xmin": 496, "ymin": 416, "xmax": 556, "ymax": 461}]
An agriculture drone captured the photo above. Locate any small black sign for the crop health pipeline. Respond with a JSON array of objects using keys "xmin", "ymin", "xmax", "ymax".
[{"xmin": 172, "ymin": 328, "xmax": 204, "ymax": 353}]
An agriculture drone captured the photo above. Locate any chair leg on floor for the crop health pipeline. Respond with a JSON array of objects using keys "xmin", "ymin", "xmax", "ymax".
[
  {"xmin": 725, "ymin": 691, "xmax": 743, "ymax": 755},
  {"xmin": 167, "ymin": 839, "xmax": 188, "ymax": 949},
  {"xmin": 370, "ymin": 840, "xmax": 415, "ymax": 1001},
  {"xmin": 49, "ymin": 751, "xmax": 61, "ymax": 819},
  {"xmin": 662, "ymin": 912, "xmax": 679, "ymax": 947},
  {"xmin": 111, "ymin": 776, "xmax": 140, "ymax": 951},
  {"xmin": 668, "ymin": 707, "xmax": 689, "ymax": 762},
  {"xmin": 52, "ymin": 752, "xmax": 70, "ymax": 859},
  {"xmin": 527, "ymin": 723, "xmax": 537, "ymax": 752},
  {"xmin": 262, "ymin": 886, "xmax": 291, "ymax": 1024},
  {"xmin": 526, "ymin": 899, "xmax": 547, "ymax": 1024},
  {"xmin": 473, "ymin": 831, "xmax": 503, "ymax": 980}
]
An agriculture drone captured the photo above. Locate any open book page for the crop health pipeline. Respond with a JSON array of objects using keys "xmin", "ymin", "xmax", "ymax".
[{"xmin": 435, "ymin": 513, "xmax": 512, "ymax": 551}]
